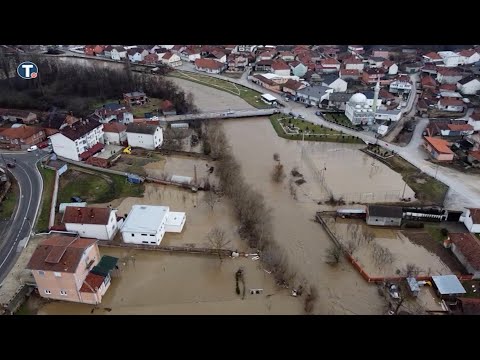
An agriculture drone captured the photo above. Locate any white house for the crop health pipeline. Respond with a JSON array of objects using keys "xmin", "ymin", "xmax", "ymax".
[
  {"xmin": 271, "ymin": 60, "xmax": 291, "ymax": 76},
  {"xmin": 50, "ymin": 119, "xmax": 104, "ymax": 161},
  {"xmin": 110, "ymin": 46, "xmax": 127, "ymax": 60},
  {"xmin": 468, "ymin": 111, "xmax": 480, "ymax": 131},
  {"xmin": 343, "ymin": 57, "xmax": 364, "ymax": 71},
  {"xmin": 422, "ymin": 52, "xmax": 443, "ymax": 64},
  {"xmin": 211, "ymin": 50, "xmax": 227, "ymax": 63},
  {"xmin": 121, "ymin": 205, "xmax": 186, "ymax": 245},
  {"xmin": 126, "ymin": 123, "xmax": 163, "ymax": 150},
  {"xmin": 194, "ymin": 58, "xmax": 226, "ymax": 74},
  {"xmin": 436, "ymin": 67, "xmax": 463, "ymax": 84},
  {"xmin": 160, "ymin": 52, "xmax": 182, "ymax": 67},
  {"xmin": 449, "ymin": 233, "xmax": 480, "ymax": 279},
  {"xmin": 127, "ymin": 47, "xmax": 147, "ymax": 62},
  {"xmin": 461, "ymin": 208, "xmax": 480, "ymax": 233},
  {"xmin": 457, "ymin": 75, "xmax": 480, "ymax": 95},
  {"xmin": 63, "ymin": 206, "xmax": 118, "ymax": 241},
  {"xmin": 295, "ymin": 85, "xmax": 333, "ymax": 107},
  {"xmin": 374, "ymin": 109, "xmax": 402, "ymax": 122},
  {"xmin": 94, "ymin": 103, "xmax": 133, "ymax": 124},
  {"xmin": 321, "ymin": 75, "xmax": 347, "ymax": 92},
  {"xmin": 233, "ymin": 45, "xmax": 257, "ymax": 54},
  {"xmin": 103, "ymin": 122, "xmax": 127, "ymax": 145},
  {"xmin": 458, "ymin": 49, "xmax": 480, "ymax": 65},
  {"xmin": 437, "ymin": 98, "xmax": 464, "ymax": 112},
  {"xmin": 180, "ymin": 48, "xmax": 201, "ymax": 62},
  {"xmin": 438, "ymin": 51, "xmax": 461, "ymax": 67},
  {"xmin": 389, "ymin": 75, "xmax": 412, "ymax": 93}
]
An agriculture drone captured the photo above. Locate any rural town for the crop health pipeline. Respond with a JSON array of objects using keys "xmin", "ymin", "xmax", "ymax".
[{"xmin": 1, "ymin": 44, "xmax": 480, "ymax": 315}]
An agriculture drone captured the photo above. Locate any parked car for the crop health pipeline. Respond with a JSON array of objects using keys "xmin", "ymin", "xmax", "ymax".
[
  {"xmin": 6, "ymin": 162, "xmax": 15, "ymax": 168},
  {"xmin": 298, "ymin": 115, "xmax": 305, "ymax": 120},
  {"xmin": 305, "ymin": 104, "xmax": 312, "ymax": 108},
  {"xmin": 71, "ymin": 196, "xmax": 83, "ymax": 203},
  {"xmin": 27, "ymin": 145, "xmax": 38, "ymax": 152},
  {"xmin": 37, "ymin": 141, "xmax": 49, "ymax": 149},
  {"xmin": 315, "ymin": 111, "xmax": 322, "ymax": 116}
]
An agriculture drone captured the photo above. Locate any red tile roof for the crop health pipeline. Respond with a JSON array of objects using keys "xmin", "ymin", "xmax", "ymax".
[
  {"xmin": 321, "ymin": 58, "xmax": 340, "ymax": 66},
  {"xmin": 450, "ymin": 233, "xmax": 480, "ymax": 271},
  {"xmin": 459, "ymin": 49, "xmax": 476, "ymax": 57},
  {"xmin": 162, "ymin": 51, "xmax": 174, "ymax": 60},
  {"xmin": 439, "ymin": 97, "xmax": 464, "ymax": 107},
  {"xmin": 424, "ymin": 136, "xmax": 454, "ymax": 154},
  {"xmin": 424, "ymin": 52, "xmax": 442, "ymax": 60},
  {"xmin": 194, "ymin": 58, "xmax": 224, "ymax": 70},
  {"xmin": 343, "ymin": 57, "xmax": 363, "ymax": 64},
  {"xmin": 271, "ymin": 60, "xmax": 290, "ymax": 71},
  {"xmin": 382, "ymin": 60, "xmax": 395, "ymax": 68},
  {"xmin": 279, "ymin": 51, "xmax": 294, "ymax": 57},
  {"xmin": 79, "ymin": 143, "xmax": 104, "ymax": 160},
  {"xmin": 283, "ymin": 79, "xmax": 304, "ymax": 91},
  {"xmin": 80, "ymin": 273, "xmax": 105, "ymax": 293},
  {"xmin": 340, "ymin": 69, "xmax": 360, "ymax": 76},
  {"xmin": 63, "ymin": 206, "xmax": 112, "ymax": 225},
  {"xmin": 0, "ymin": 125, "xmax": 43, "ymax": 140},
  {"xmin": 160, "ymin": 100, "xmax": 175, "ymax": 111},
  {"xmin": 103, "ymin": 122, "xmax": 127, "ymax": 133},
  {"xmin": 26, "ymin": 235, "xmax": 97, "ymax": 273},
  {"xmin": 437, "ymin": 67, "xmax": 461, "ymax": 76},
  {"xmin": 447, "ymin": 124, "xmax": 473, "ymax": 131},
  {"xmin": 467, "ymin": 208, "xmax": 480, "ymax": 224},
  {"xmin": 421, "ymin": 76, "xmax": 437, "ymax": 88},
  {"xmin": 470, "ymin": 151, "xmax": 480, "ymax": 161},
  {"xmin": 439, "ymin": 83, "xmax": 456, "ymax": 91}
]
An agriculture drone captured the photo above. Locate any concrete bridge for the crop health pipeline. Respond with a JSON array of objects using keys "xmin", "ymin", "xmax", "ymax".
[{"xmin": 164, "ymin": 108, "xmax": 279, "ymax": 123}]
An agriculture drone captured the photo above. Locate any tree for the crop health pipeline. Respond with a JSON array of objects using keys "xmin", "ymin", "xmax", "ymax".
[
  {"xmin": 325, "ymin": 244, "xmax": 342, "ymax": 265},
  {"xmin": 271, "ymin": 162, "xmax": 286, "ymax": 183},
  {"xmin": 206, "ymin": 227, "xmax": 231, "ymax": 262},
  {"xmin": 204, "ymin": 190, "xmax": 220, "ymax": 211}
]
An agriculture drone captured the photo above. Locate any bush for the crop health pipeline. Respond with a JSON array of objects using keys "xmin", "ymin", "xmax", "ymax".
[{"xmin": 441, "ymin": 228, "xmax": 449, "ymax": 236}]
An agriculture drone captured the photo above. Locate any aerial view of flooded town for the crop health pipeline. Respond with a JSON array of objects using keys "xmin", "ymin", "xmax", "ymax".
[{"xmin": 1, "ymin": 44, "xmax": 480, "ymax": 315}]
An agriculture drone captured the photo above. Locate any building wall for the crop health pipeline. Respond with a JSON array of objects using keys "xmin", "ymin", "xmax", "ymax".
[
  {"xmin": 345, "ymin": 63, "xmax": 364, "ymax": 71},
  {"xmin": 292, "ymin": 64, "xmax": 308, "ymax": 78},
  {"xmin": 65, "ymin": 213, "xmax": 117, "ymax": 240},
  {"xmin": 437, "ymin": 152, "xmax": 454, "ymax": 161},
  {"xmin": 127, "ymin": 128, "xmax": 162, "ymax": 150},
  {"xmin": 459, "ymin": 80, "xmax": 480, "ymax": 95},
  {"xmin": 451, "ymin": 244, "xmax": 480, "ymax": 279},
  {"xmin": 74, "ymin": 244, "xmax": 101, "ymax": 290},
  {"xmin": 442, "ymin": 56, "xmax": 460, "ymax": 67},
  {"xmin": 388, "ymin": 64, "xmax": 399, "ymax": 75},
  {"xmin": 329, "ymin": 79, "xmax": 347, "ymax": 92},
  {"xmin": 366, "ymin": 216, "xmax": 402, "ymax": 226},
  {"xmin": 463, "ymin": 210, "xmax": 480, "ymax": 233},
  {"xmin": 50, "ymin": 133, "xmax": 79, "ymax": 161},
  {"xmin": 273, "ymin": 69, "xmax": 291, "ymax": 77}
]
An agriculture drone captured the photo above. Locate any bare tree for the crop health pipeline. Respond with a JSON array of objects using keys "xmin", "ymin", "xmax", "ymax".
[
  {"xmin": 371, "ymin": 244, "xmax": 394, "ymax": 270},
  {"xmin": 204, "ymin": 190, "xmax": 220, "ymax": 211},
  {"xmin": 346, "ymin": 240, "xmax": 358, "ymax": 255},
  {"xmin": 304, "ymin": 286, "xmax": 318, "ymax": 314},
  {"xmin": 271, "ymin": 162, "xmax": 286, "ymax": 183},
  {"xmin": 404, "ymin": 263, "xmax": 422, "ymax": 277},
  {"xmin": 325, "ymin": 244, "xmax": 342, "ymax": 265},
  {"xmin": 206, "ymin": 227, "xmax": 231, "ymax": 262},
  {"xmin": 163, "ymin": 128, "xmax": 190, "ymax": 151}
]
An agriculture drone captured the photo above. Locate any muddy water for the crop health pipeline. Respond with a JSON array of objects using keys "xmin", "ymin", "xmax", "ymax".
[
  {"xmin": 39, "ymin": 248, "xmax": 302, "ymax": 315},
  {"xmin": 332, "ymin": 219, "xmax": 451, "ymax": 277}
]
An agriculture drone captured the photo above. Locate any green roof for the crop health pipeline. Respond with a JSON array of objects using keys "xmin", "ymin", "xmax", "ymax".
[{"xmin": 91, "ymin": 255, "xmax": 118, "ymax": 277}]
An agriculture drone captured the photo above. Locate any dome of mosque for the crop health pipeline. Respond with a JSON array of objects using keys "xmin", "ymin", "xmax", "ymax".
[{"xmin": 349, "ymin": 93, "xmax": 367, "ymax": 104}]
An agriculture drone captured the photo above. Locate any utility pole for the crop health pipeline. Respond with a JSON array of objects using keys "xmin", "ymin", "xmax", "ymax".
[
  {"xmin": 193, "ymin": 165, "xmax": 197, "ymax": 186},
  {"xmin": 434, "ymin": 163, "xmax": 439, "ymax": 179},
  {"xmin": 401, "ymin": 180, "xmax": 407, "ymax": 200}
]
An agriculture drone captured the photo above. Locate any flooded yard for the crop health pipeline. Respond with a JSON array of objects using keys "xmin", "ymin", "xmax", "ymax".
[{"xmin": 39, "ymin": 248, "xmax": 302, "ymax": 315}]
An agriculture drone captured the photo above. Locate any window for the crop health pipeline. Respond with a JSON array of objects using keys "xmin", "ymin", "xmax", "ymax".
[
  {"xmin": 54, "ymin": 272, "xmax": 62, "ymax": 278},
  {"xmin": 142, "ymin": 241, "xmax": 148, "ymax": 244},
  {"xmin": 375, "ymin": 219, "xmax": 378, "ymax": 222},
  {"xmin": 38, "ymin": 270, "xmax": 45, "ymax": 276},
  {"xmin": 150, "ymin": 234, "xmax": 155, "ymax": 237},
  {"xmin": 141, "ymin": 233, "xmax": 148, "ymax": 236},
  {"xmin": 60, "ymin": 290, "xmax": 67, "ymax": 296},
  {"xmin": 131, "ymin": 233, "xmax": 134, "ymax": 237},
  {"xmin": 44, "ymin": 290, "xmax": 51, "ymax": 295}
]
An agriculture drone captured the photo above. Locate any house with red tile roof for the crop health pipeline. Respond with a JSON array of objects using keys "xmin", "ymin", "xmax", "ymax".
[
  {"xmin": 468, "ymin": 111, "xmax": 480, "ymax": 131},
  {"xmin": 180, "ymin": 47, "xmax": 201, "ymax": 62},
  {"xmin": 160, "ymin": 51, "xmax": 182, "ymax": 67},
  {"xmin": 271, "ymin": 60, "xmax": 291, "ymax": 76},
  {"xmin": 382, "ymin": 60, "xmax": 398, "ymax": 75},
  {"xmin": 449, "ymin": 233, "xmax": 480, "ymax": 277},
  {"xmin": 160, "ymin": 100, "xmax": 177, "ymax": 116},
  {"xmin": 467, "ymin": 151, "xmax": 480, "ymax": 168},
  {"xmin": 0, "ymin": 108, "xmax": 38, "ymax": 124},
  {"xmin": 458, "ymin": 49, "xmax": 480, "ymax": 65},
  {"xmin": 437, "ymin": 97, "xmax": 465, "ymax": 112},
  {"xmin": 26, "ymin": 235, "xmax": 117, "ymax": 304},
  {"xmin": 64, "ymin": 206, "xmax": 119, "ymax": 241},
  {"xmin": 0, "ymin": 125, "xmax": 46, "ymax": 150},
  {"xmin": 227, "ymin": 54, "xmax": 248, "ymax": 71},
  {"xmin": 339, "ymin": 68, "xmax": 361, "ymax": 81},
  {"xmin": 436, "ymin": 67, "xmax": 463, "ymax": 84},
  {"xmin": 282, "ymin": 79, "xmax": 306, "ymax": 95},
  {"xmin": 422, "ymin": 51, "xmax": 443, "ymax": 63},
  {"xmin": 423, "ymin": 136, "xmax": 454, "ymax": 161},
  {"xmin": 420, "ymin": 75, "xmax": 438, "ymax": 90},
  {"xmin": 343, "ymin": 57, "xmax": 365, "ymax": 72},
  {"xmin": 320, "ymin": 57, "xmax": 340, "ymax": 72},
  {"xmin": 439, "ymin": 83, "xmax": 456, "ymax": 92},
  {"xmin": 460, "ymin": 208, "xmax": 480, "ymax": 233},
  {"xmin": 103, "ymin": 122, "xmax": 127, "ymax": 145},
  {"xmin": 194, "ymin": 58, "xmax": 226, "ymax": 74},
  {"xmin": 278, "ymin": 51, "xmax": 295, "ymax": 62}
]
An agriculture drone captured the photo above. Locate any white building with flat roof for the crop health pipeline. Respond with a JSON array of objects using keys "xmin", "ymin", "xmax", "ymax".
[{"xmin": 121, "ymin": 205, "xmax": 186, "ymax": 245}]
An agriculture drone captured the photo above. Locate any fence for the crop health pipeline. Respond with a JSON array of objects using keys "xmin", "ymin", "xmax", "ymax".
[{"xmin": 48, "ymin": 172, "xmax": 60, "ymax": 229}]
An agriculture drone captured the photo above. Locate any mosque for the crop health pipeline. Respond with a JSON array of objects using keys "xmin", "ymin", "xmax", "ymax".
[{"xmin": 345, "ymin": 80, "xmax": 381, "ymax": 126}]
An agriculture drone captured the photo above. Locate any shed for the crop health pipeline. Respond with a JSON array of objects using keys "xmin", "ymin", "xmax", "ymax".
[
  {"xmin": 171, "ymin": 175, "xmax": 192, "ymax": 185},
  {"xmin": 431, "ymin": 275, "xmax": 466, "ymax": 296},
  {"xmin": 406, "ymin": 277, "xmax": 420, "ymax": 297},
  {"xmin": 366, "ymin": 205, "xmax": 403, "ymax": 226},
  {"xmin": 91, "ymin": 255, "xmax": 119, "ymax": 277}
]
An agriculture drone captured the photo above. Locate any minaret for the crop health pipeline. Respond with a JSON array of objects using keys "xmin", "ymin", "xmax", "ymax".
[{"xmin": 373, "ymin": 78, "xmax": 380, "ymax": 113}]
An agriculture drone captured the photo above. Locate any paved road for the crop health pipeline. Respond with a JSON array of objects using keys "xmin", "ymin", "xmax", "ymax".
[
  {"xmin": 175, "ymin": 65, "xmax": 480, "ymax": 209},
  {"xmin": 0, "ymin": 150, "xmax": 44, "ymax": 282}
]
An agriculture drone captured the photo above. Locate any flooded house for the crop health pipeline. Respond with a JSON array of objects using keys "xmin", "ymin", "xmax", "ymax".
[
  {"xmin": 63, "ymin": 206, "xmax": 119, "ymax": 241},
  {"xmin": 366, "ymin": 205, "xmax": 403, "ymax": 226},
  {"xmin": 121, "ymin": 205, "xmax": 186, "ymax": 245},
  {"xmin": 448, "ymin": 233, "xmax": 480, "ymax": 279},
  {"xmin": 26, "ymin": 235, "xmax": 116, "ymax": 305}
]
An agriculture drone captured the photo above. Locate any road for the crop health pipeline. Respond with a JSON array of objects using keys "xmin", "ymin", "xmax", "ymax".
[
  {"xmin": 175, "ymin": 65, "xmax": 480, "ymax": 208},
  {"xmin": 0, "ymin": 150, "xmax": 44, "ymax": 282}
]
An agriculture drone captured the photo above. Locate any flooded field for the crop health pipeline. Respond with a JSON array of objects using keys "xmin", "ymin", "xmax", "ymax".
[
  {"xmin": 331, "ymin": 219, "xmax": 452, "ymax": 277},
  {"xmin": 39, "ymin": 248, "xmax": 302, "ymax": 315}
]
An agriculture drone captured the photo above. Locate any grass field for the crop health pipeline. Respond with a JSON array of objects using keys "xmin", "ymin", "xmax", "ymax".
[
  {"xmin": 0, "ymin": 183, "xmax": 18, "ymax": 220},
  {"xmin": 168, "ymin": 71, "xmax": 270, "ymax": 109},
  {"xmin": 58, "ymin": 168, "xmax": 144, "ymax": 205},
  {"xmin": 383, "ymin": 155, "xmax": 449, "ymax": 205},
  {"xmin": 269, "ymin": 114, "xmax": 364, "ymax": 144},
  {"xmin": 323, "ymin": 113, "xmax": 357, "ymax": 129},
  {"xmin": 36, "ymin": 166, "xmax": 56, "ymax": 231}
]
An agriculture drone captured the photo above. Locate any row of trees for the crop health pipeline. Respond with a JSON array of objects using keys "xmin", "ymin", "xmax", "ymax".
[
  {"xmin": 202, "ymin": 120, "xmax": 318, "ymax": 313},
  {"xmin": 0, "ymin": 52, "xmax": 197, "ymax": 117}
]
